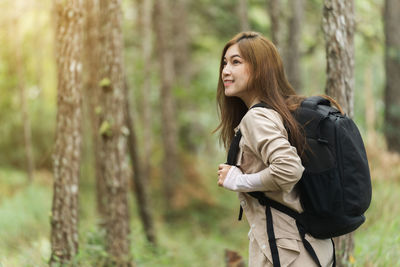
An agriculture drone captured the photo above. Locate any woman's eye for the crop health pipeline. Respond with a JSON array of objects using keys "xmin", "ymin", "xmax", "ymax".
[
  {"xmin": 222, "ymin": 61, "xmax": 227, "ymax": 66},
  {"xmin": 233, "ymin": 60, "xmax": 240, "ymax": 64}
]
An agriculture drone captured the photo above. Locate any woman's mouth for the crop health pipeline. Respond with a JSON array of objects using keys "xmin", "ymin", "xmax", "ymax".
[{"xmin": 224, "ymin": 80, "xmax": 233, "ymax": 87}]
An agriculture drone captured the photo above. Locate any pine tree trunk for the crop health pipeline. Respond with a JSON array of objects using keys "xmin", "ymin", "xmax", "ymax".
[
  {"xmin": 83, "ymin": 0, "xmax": 107, "ymax": 221},
  {"xmin": 15, "ymin": 35, "xmax": 34, "ymax": 183},
  {"xmin": 50, "ymin": 0, "xmax": 83, "ymax": 264},
  {"xmin": 322, "ymin": 0, "xmax": 355, "ymax": 117},
  {"xmin": 384, "ymin": 0, "xmax": 400, "ymax": 152},
  {"xmin": 171, "ymin": 0, "xmax": 191, "ymax": 89},
  {"xmin": 238, "ymin": 0, "xmax": 249, "ymax": 32},
  {"xmin": 137, "ymin": 0, "xmax": 153, "ymax": 193},
  {"xmin": 266, "ymin": 0, "xmax": 282, "ymax": 48},
  {"xmin": 154, "ymin": 0, "xmax": 179, "ymax": 211},
  {"xmin": 322, "ymin": 0, "xmax": 355, "ymax": 265},
  {"xmin": 123, "ymin": 78, "xmax": 157, "ymax": 245},
  {"xmin": 286, "ymin": 0, "xmax": 304, "ymax": 92},
  {"xmin": 365, "ymin": 66, "xmax": 377, "ymax": 143},
  {"xmin": 99, "ymin": 0, "xmax": 132, "ymax": 263}
]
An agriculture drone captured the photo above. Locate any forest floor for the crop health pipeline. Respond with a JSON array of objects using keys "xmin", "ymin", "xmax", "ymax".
[{"xmin": 1, "ymin": 140, "xmax": 400, "ymax": 266}]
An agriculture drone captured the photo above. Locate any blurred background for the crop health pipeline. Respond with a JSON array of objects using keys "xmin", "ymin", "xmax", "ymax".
[{"xmin": 0, "ymin": 0, "xmax": 399, "ymax": 266}]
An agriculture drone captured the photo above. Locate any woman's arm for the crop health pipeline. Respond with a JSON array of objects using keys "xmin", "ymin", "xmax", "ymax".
[{"xmin": 220, "ymin": 108, "xmax": 304, "ymax": 193}]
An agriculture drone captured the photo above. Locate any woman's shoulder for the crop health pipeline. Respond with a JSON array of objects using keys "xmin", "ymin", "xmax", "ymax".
[{"xmin": 240, "ymin": 106, "xmax": 285, "ymax": 130}]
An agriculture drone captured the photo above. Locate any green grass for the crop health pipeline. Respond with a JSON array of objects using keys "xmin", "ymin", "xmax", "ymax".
[
  {"xmin": 1, "ymin": 166, "xmax": 399, "ymax": 266},
  {"xmin": 353, "ymin": 180, "xmax": 400, "ymax": 267}
]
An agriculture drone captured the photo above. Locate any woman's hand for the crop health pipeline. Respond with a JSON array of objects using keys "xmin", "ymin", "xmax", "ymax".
[{"xmin": 217, "ymin": 164, "xmax": 232, "ymax": 187}]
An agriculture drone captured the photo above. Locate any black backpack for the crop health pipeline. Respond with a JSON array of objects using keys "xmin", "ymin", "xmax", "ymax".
[{"xmin": 226, "ymin": 96, "xmax": 372, "ymax": 267}]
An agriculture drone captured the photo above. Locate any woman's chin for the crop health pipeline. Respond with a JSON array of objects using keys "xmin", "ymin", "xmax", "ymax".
[{"xmin": 224, "ymin": 89, "xmax": 235, "ymax": 97}]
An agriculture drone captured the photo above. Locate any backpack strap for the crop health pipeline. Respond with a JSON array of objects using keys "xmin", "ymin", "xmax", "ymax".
[
  {"xmin": 226, "ymin": 129, "xmax": 242, "ymax": 166},
  {"xmin": 225, "ymin": 129, "xmax": 245, "ymax": 221},
  {"xmin": 301, "ymin": 96, "xmax": 330, "ymax": 110},
  {"xmin": 250, "ymin": 192, "xmax": 323, "ymax": 267}
]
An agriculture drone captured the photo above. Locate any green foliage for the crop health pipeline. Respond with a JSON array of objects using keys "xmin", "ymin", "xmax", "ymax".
[
  {"xmin": 353, "ymin": 180, "xmax": 400, "ymax": 266},
  {"xmin": 0, "ymin": 0, "xmax": 397, "ymax": 265},
  {"xmin": 99, "ymin": 77, "xmax": 111, "ymax": 88},
  {"xmin": 2, "ymin": 156, "xmax": 400, "ymax": 266},
  {"xmin": 99, "ymin": 120, "xmax": 112, "ymax": 137},
  {"xmin": 0, "ymin": 169, "xmax": 51, "ymax": 266}
]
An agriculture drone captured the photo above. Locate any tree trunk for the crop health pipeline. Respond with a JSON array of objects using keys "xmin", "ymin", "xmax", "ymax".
[
  {"xmin": 384, "ymin": 0, "xmax": 400, "ymax": 152},
  {"xmin": 238, "ymin": 0, "xmax": 249, "ymax": 32},
  {"xmin": 322, "ymin": 0, "xmax": 355, "ymax": 265},
  {"xmin": 137, "ymin": 0, "xmax": 153, "ymax": 194},
  {"xmin": 286, "ymin": 0, "xmax": 304, "ymax": 92},
  {"xmin": 225, "ymin": 249, "xmax": 245, "ymax": 267},
  {"xmin": 99, "ymin": 0, "xmax": 132, "ymax": 263},
  {"xmin": 50, "ymin": 0, "xmax": 83, "ymax": 264},
  {"xmin": 365, "ymin": 66, "xmax": 377, "ymax": 143},
  {"xmin": 123, "ymin": 78, "xmax": 157, "ymax": 245},
  {"xmin": 15, "ymin": 32, "xmax": 35, "ymax": 183},
  {"xmin": 266, "ymin": 0, "xmax": 282, "ymax": 48},
  {"xmin": 83, "ymin": 0, "xmax": 107, "ymax": 221},
  {"xmin": 322, "ymin": 0, "xmax": 355, "ymax": 117},
  {"xmin": 154, "ymin": 0, "xmax": 180, "ymax": 211},
  {"xmin": 171, "ymin": 0, "xmax": 191, "ymax": 89}
]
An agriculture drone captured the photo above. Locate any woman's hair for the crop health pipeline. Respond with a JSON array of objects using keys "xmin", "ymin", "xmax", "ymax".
[{"xmin": 214, "ymin": 31, "xmax": 307, "ymax": 157}]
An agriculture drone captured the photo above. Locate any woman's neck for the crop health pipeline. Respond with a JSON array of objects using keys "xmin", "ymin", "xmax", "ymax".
[{"xmin": 242, "ymin": 95, "xmax": 261, "ymax": 109}]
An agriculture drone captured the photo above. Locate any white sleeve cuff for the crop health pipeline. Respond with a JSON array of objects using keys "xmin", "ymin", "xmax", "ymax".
[{"xmin": 223, "ymin": 166, "xmax": 266, "ymax": 192}]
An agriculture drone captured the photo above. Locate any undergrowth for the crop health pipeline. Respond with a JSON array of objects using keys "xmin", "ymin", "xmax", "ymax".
[{"xmin": 0, "ymin": 141, "xmax": 399, "ymax": 266}]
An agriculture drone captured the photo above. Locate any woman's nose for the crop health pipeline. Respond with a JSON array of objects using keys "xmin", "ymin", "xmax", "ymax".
[{"xmin": 222, "ymin": 65, "xmax": 231, "ymax": 76}]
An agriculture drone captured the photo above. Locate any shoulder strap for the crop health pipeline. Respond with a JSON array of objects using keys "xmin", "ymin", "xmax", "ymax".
[
  {"xmin": 250, "ymin": 102, "xmax": 272, "ymax": 109},
  {"xmin": 226, "ymin": 102, "xmax": 271, "ymax": 166},
  {"xmin": 301, "ymin": 96, "xmax": 330, "ymax": 110},
  {"xmin": 226, "ymin": 130, "xmax": 242, "ymax": 166}
]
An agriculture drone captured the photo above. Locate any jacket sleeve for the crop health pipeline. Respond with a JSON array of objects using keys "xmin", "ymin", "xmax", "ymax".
[{"xmin": 240, "ymin": 108, "xmax": 304, "ymax": 193}]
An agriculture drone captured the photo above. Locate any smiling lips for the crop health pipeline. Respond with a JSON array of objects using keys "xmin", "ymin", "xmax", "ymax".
[{"xmin": 224, "ymin": 80, "xmax": 234, "ymax": 87}]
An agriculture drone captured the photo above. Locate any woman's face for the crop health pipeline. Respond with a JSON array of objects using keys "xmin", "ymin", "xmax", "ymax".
[{"xmin": 222, "ymin": 44, "xmax": 251, "ymax": 100}]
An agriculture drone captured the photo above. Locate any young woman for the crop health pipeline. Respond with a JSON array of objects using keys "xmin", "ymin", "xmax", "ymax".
[{"xmin": 215, "ymin": 32, "xmax": 334, "ymax": 266}]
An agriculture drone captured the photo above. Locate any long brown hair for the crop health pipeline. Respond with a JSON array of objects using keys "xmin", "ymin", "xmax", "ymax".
[{"xmin": 214, "ymin": 31, "xmax": 306, "ymax": 157}]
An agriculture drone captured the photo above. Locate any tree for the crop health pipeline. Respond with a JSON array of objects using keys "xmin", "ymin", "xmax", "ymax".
[
  {"xmin": 238, "ymin": 0, "xmax": 249, "ymax": 32},
  {"xmin": 285, "ymin": 0, "xmax": 304, "ymax": 92},
  {"xmin": 136, "ymin": 0, "xmax": 153, "ymax": 195},
  {"xmin": 171, "ymin": 0, "xmax": 191, "ymax": 88},
  {"xmin": 133, "ymin": 0, "xmax": 157, "ymax": 245},
  {"xmin": 83, "ymin": 0, "xmax": 107, "ymax": 220},
  {"xmin": 154, "ymin": 0, "xmax": 180, "ymax": 211},
  {"xmin": 266, "ymin": 0, "xmax": 282, "ymax": 48},
  {"xmin": 322, "ymin": 0, "xmax": 355, "ymax": 117},
  {"xmin": 123, "ymin": 77, "xmax": 157, "ymax": 245},
  {"xmin": 322, "ymin": 0, "xmax": 355, "ymax": 265},
  {"xmin": 12, "ymin": 17, "xmax": 35, "ymax": 182},
  {"xmin": 50, "ymin": 0, "xmax": 83, "ymax": 264},
  {"xmin": 99, "ymin": 0, "xmax": 132, "ymax": 263},
  {"xmin": 384, "ymin": 0, "xmax": 400, "ymax": 152}
]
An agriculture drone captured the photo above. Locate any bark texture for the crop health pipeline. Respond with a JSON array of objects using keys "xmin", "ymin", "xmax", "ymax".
[
  {"xmin": 15, "ymin": 34, "xmax": 35, "ymax": 182},
  {"xmin": 137, "ymin": 0, "xmax": 153, "ymax": 191},
  {"xmin": 83, "ymin": 0, "xmax": 107, "ymax": 220},
  {"xmin": 154, "ymin": 0, "xmax": 180, "ymax": 211},
  {"xmin": 171, "ymin": 0, "xmax": 191, "ymax": 88},
  {"xmin": 50, "ymin": 0, "xmax": 83, "ymax": 264},
  {"xmin": 123, "ymin": 78, "xmax": 156, "ymax": 245},
  {"xmin": 322, "ymin": 0, "xmax": 356, "ymax": 265},
  {"xmin": 384, "ymin": 0, "xmax": 400, "ymax": 152},
  {"xmin": 266, "ymin": 0, "xmax": 282, "ymax": 48},
  {"xmin": 238, "ymin": 0, "xmax": 249, "ymax": 32},
  {"xmin": 99, "ymin": 0, "xmax": 131, "ymax": 263},
  {"xmin": 286, "ymin": 0, "xmax": 304, "ymax": 92},
  {"xmin": 322, "ymin": 0, "xmax": 355, "ymax": 117},
  {"xmin": 134, "ymin": 0, "xmax": 157, "ymax": 245}
]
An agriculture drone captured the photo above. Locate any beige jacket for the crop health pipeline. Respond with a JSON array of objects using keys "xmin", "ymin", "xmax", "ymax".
[{"xmin": 234, "ymin": 107, "xmax": 333, "ymax": 267}]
